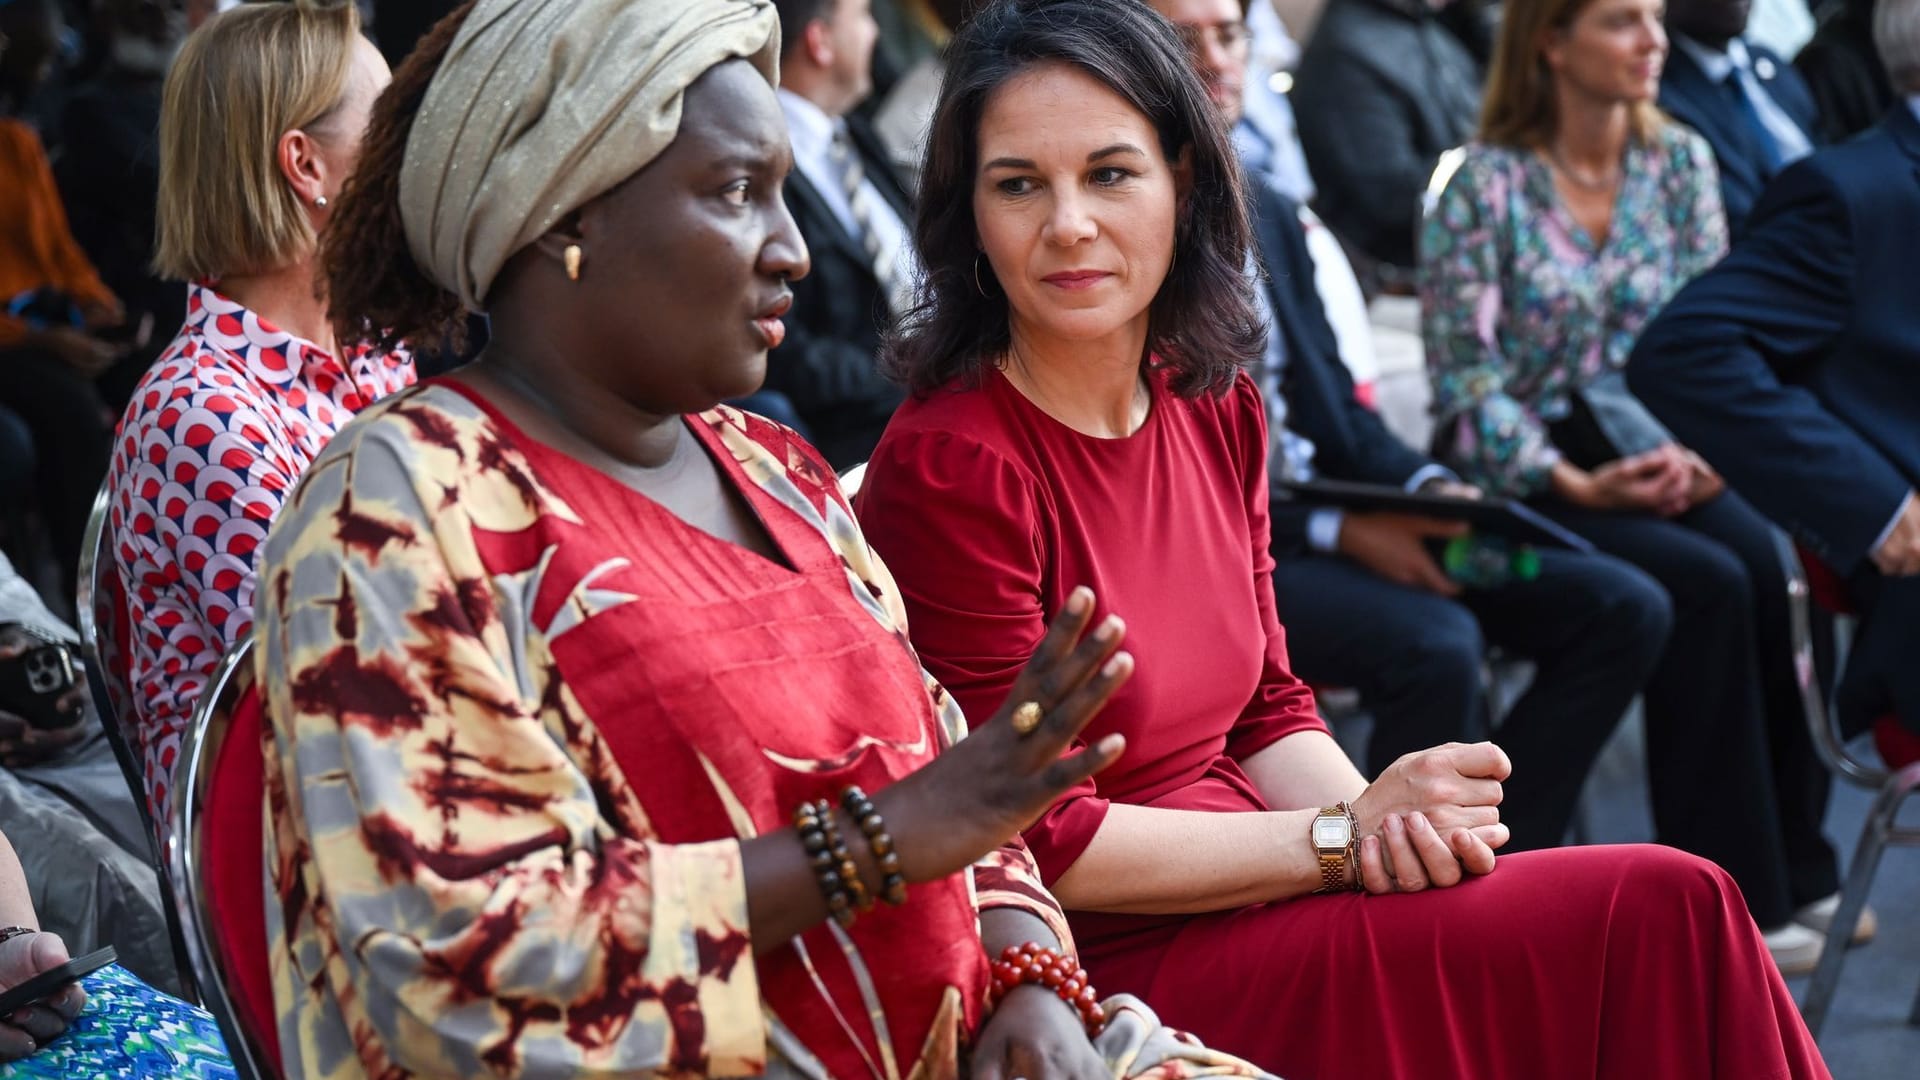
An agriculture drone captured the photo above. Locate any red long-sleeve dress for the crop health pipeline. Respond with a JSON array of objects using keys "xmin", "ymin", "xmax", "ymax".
[{"xmin": 857, "ymin": 367, "xmax": 1828, "ymax": 1079}]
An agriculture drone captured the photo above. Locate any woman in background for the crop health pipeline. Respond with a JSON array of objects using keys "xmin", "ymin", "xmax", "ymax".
[
  {"xmin": 104, "ymin": 0, "xmax": 413, "ymax": 836},
  {"xmin": 856, "ymin": 1, "xmax": 1828, "ymax": 1076},
  {"xmin": 1420, "ymin": 0, "xmax": 1857, "ymax": 972}
]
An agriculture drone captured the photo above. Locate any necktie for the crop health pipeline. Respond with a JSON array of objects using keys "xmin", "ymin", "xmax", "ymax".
[
  {"xmin": 829, "ymin": 126, "xmax": 914, "ymax": 317},
  {"xmin": 1726, "ymin": 51, "xmax": 1812, "ymax": 175}
]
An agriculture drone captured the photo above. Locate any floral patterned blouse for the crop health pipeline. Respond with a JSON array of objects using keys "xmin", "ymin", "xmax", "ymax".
[
  {"xmin": 105, "ymin": 282, "xmax": 414, "ymax": 838},
  {"xmin": 256, "ymin": 382, "xmax": 1269, "ymax": 1080},
  {"xmin": 1419, "ymin": 123, "xmax": 1729, "ymax": 496}
]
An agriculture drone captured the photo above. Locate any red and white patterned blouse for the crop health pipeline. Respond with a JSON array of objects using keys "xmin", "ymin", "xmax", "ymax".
[{"xmin": 104, "ymin": 282, "xmax": 415, "ymax": 836}]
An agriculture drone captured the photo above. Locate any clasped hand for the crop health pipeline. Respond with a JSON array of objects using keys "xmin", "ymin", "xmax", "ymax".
[
  {"xmin": 1349, "ymin": 741, "xmax": 1512, "ymax": 894},
  {"xmin": 1581, "ymin": 444, "xmax": 1720, "ymax": 517}
]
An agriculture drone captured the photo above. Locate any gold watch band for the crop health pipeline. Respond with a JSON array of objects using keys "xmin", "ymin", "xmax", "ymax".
[{"xmin": 1317, "ymin": 851, "xmax": 1347, "ymax": 893}]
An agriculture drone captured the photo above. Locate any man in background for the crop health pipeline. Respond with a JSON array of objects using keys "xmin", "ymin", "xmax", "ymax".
[
  {"xmin": 770, "ymin": 0, "xmax": 914, "ymax": 468},
  {"xmin": 1632, "ymin": 0, "xmax": 1920, "ymax": 765},
  {"xmin": 1154, "ymin": 0, "xmax": 1671, "ymax": 852},
  {"xmin": 1661, "ymin": 0, "xmax": 1822, "ymax": 234},
  {"xmin": 1291, "ymin": 0, "xmax": 1483, "ymax": 284}
]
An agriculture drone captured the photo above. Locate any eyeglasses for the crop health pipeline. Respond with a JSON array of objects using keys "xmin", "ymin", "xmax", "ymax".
[{"xmin": 1174, "ymin": 21, "xmax": 1252, "ymax": 57}]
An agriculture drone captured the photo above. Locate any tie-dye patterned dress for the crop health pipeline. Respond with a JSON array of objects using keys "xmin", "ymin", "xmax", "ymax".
[{"xmin": 254, "ymin": 381, "xmax": 1270, "ymax": 1080}]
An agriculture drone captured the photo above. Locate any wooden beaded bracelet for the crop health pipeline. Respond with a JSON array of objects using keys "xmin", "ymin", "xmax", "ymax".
[
  {"xmin": 793, "ymin": 800, "xmax": 864, "ymax": 927},
  {"xmin": 987, "ymin": 942, "xmax": 1107, "ymax": 1036},
  {"xmin": 839, "ymin": 786, "xmax": 908, "ymax": 906},
  {"xmin": 815, "ymin": 799, "xmax": 870, "ymax": 913}
]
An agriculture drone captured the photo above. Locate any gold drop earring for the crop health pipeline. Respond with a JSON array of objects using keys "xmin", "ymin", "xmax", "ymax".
[{"xmin": 564, "ymin": 244, "xmax": 583, "ymax": 282}]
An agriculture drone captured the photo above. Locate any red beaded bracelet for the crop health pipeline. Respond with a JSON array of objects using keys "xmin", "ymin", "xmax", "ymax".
[{"xmin": 987, "ymin": 942, "xmax": 1106, "ymax": 1036}]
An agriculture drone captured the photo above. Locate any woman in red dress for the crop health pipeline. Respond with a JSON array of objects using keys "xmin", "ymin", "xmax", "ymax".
[
  {"xmin": 855, "ymin": 2, "xmax": 1829, "ymax": 1077},
  {"xmin": 251, "ymin": 2, "xmax": 1275, "ymax": 1078}
]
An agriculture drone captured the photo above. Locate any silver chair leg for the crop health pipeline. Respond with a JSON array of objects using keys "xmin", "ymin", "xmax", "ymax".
[{"xmin": 1802, "ymin": 761, "xmax": 1920, "ymax": 1038}]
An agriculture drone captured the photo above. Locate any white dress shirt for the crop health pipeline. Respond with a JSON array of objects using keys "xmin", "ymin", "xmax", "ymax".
[{"xmin": 1744, "ymin": 0, "xmax": 1816, "ymax": 61}]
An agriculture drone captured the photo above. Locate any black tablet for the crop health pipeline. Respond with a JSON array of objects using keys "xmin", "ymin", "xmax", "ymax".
[{"xmin": 1275, "ymin": 480, "xmax": 1598, "ymax": 553}]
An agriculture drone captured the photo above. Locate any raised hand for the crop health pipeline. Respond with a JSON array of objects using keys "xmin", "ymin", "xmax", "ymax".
[{"xmin": 877, "ymin": 586, "xmax": 1132, "ymax": 885}]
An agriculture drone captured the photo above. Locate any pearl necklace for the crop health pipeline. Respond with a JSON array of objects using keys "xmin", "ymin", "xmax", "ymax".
[{"xmin": 1547, "ymin": 146, "xmax": 1623, "ymax": 193}]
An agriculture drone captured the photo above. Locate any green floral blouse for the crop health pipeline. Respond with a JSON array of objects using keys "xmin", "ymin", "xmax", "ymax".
[{"xmin": 1419, "ymin": 123, "xmax": 1729, "ymax": 496}]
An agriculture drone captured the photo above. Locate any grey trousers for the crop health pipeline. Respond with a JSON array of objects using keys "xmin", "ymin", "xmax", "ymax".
[{"xmin": 0, "ymin": 727, "xmax": 182, "ymax": 996}]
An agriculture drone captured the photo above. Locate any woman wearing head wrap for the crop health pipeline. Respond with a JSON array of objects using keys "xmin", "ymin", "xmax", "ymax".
[{"xmin": 256, "ymin": 3, "xmax": 1271, "ymax": 1078}]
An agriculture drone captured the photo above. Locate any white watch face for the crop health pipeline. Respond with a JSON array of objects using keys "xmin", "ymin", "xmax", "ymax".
[{"xmin": 1313, "ymin": 816, "xmax": 1351, "ymax": 849}]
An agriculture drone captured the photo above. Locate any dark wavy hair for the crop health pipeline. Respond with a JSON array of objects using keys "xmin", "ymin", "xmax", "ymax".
[
  {"xmin": 885, "ymin": 0, "xmax": 1261, "ymax": 399},
  {"xmin": 324, "ymin": 1, "xmax": 477, "ymax": 353}
]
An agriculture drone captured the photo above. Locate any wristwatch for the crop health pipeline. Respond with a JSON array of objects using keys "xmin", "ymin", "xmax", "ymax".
[{"xmin": 1310, "ymin": 802, "xmax": 1356, "ymax": 894}]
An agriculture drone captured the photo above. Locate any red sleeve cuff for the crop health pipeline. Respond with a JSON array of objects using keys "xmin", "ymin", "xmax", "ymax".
[
  {"xmin": 1224, "ymin": 708, "xmax": 1329, "ymax": 765},
  {"xmin": 1021, "ymin": 795, "xmax": 1112, "ymax": 887}
]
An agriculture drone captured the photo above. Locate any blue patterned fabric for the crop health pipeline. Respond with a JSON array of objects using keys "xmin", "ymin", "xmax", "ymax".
[{"xmin": 0, "ymin": 964, "xmax": 235, "ymax": 1078}]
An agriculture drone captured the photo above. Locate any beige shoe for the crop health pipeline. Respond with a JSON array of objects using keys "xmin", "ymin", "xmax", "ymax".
[
  {"xmin": 1763, "ymin": 922, "xmax": 1825, "ymax": 977},
  {"xmin": 1794, "ymin": 893, "xmax": 1879, "ymax": 946}
]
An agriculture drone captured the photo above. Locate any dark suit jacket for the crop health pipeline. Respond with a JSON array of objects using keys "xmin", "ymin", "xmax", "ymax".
[
  {"xmin": 767, "ymin": 114, "xmax": 911, "ymax": 470},
  {"xmin": 1658, "ymin": 39, "xmax": 1820, "ymax": 236},
  {"xmin": 1251, "ymin": 182, "xmax": 1436, "ymax": 554},
  {"xmin": 1629, "ymin": 104, "xmax": 1920, "ymax": 576},
  {"xmin": 1291, "ymin": 0, "xmax": 1482, "ymax": 271},
  {"xmin": 1795, "ymin": 1, "xmax": 1896, "ymax": 142}
]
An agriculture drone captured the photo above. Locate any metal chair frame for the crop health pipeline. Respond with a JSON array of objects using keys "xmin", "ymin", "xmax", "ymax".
[
  {"xmin": 169, "ymin": 637, "xmax": 271, "ymax": 1079},
  {"xmin": 1773, "ymin": 530, "xmax": 1920, "ymax": 1037},
  {"xmin": 74, "ymin": 479, "xmax": 202, "ymax": 1002},
  {"xmin": 75, "ymin": 482, "xmax": 149, "ymax": 836}
]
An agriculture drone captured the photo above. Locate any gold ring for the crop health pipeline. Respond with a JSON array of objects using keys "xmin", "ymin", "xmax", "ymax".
[{"xmin": 1011, "ymin": 701, "xmax": 1044, "ymax": 736}]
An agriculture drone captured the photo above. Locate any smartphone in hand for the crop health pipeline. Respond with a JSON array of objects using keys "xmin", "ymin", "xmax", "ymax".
[
  {"xmin": 0, "ymin": 627, "xmax": 79, "ymax": 731},
  {"xmin": 0, "ymin": 946, "xmax": 115, "ymax": 1016}
]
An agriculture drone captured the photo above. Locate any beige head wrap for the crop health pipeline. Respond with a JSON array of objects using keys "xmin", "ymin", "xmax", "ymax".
[{"xmin": 400, "ymin": 0, "xmax": 780, "ymax": 311}]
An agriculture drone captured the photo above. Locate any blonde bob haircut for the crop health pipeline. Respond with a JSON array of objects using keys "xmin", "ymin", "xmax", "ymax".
[
  {"xmin": 1480, "ymin": 0, "xmax": 1665, "ymax": 149},
  {"xmin": 154, "ymin": 0, "xmax": 361, "ymax": 282}
]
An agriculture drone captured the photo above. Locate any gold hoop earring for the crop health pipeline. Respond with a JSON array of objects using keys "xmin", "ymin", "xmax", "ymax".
[
  {"xmin": 564, "ymin": 244, "xmax": 583, "ymax": 282},
  {"xmin": 973, "ymin": 254, "xmax": 992, "ymax": 298}
]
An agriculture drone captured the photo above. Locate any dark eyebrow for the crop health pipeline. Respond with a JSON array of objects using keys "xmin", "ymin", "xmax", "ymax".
[
  {"xmin": 704, "ymin": 146, "xmax": 792, "ymax": 175},
  {"xmin": 982, "ymin": 143, "xmax": 1148, "ymax": 172}
]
